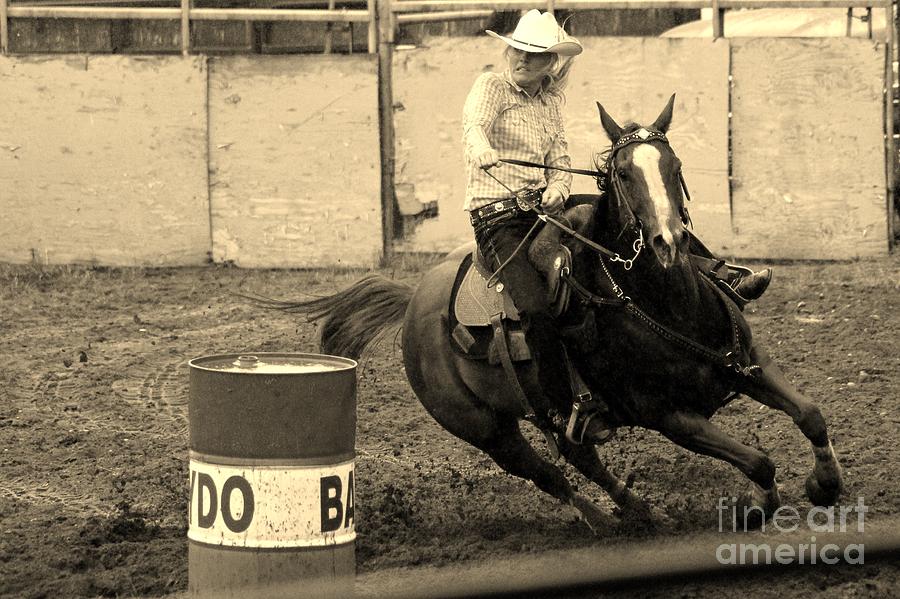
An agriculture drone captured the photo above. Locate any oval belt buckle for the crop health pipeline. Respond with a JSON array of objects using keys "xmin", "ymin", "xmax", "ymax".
[{"xmin": 515, "ymin": 189, "xmax": 541, "ymax": 212}]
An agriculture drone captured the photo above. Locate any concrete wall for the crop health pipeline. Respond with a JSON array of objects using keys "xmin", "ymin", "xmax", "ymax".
[
  {"xmin": 393, "ymin": 36, "xmax": 889, "ymax": 259},
  {"xmin": 0, "ymin": 54, "xmax": 381, "ymax": 268}
]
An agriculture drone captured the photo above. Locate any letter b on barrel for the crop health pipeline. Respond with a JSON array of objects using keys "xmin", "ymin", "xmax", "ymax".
[{"xmin": 320, "ymin": 472, "xmax": 355, "ymax": 533}]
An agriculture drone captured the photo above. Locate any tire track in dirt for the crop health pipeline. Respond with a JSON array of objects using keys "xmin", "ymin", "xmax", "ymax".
[{"xmin": 110, "ymin": 359, "xmax": 190, "ymax": 427}]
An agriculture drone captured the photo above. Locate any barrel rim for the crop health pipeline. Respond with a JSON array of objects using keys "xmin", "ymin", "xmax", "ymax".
[{"xmin": 188, "ymin": 352, "xmax": 358, "ymax": 374}]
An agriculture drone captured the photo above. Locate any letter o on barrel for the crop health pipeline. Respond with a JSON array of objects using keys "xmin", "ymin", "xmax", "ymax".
[{"xmin": 188, "ymin": 353, "xmax": 357, "ymax": 598}]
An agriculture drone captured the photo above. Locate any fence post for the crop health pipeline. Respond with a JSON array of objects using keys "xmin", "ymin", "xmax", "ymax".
[
  {"xmin": 546, "ymin": 0, "xmax": 555, "ymax": 15},
  {"xmin": 377, "ymin": 0, "xmax": 395, "ymax": 264},
  {"xmin": 886, "ymin": 0, "xmax": 897, "ymax": 245},
  {"xmin": 1, "ymin": 0, "xmax": 8, "ymax": 55},
  {"xmin": 181, "ymin": 0, "xmax": 190, "ymax": 55},
  {"xmin": 711, "ymin": 0, "xmax": 724, "ymax": 38},
  {"xmin": 324, "ymin": 0, "xmax": 335, "ymax": 54},
  {"xmin": 367, "ymin": 0, "xmax": 376, "ymax": 53}
]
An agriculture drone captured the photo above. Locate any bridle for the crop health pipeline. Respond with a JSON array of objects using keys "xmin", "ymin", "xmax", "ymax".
[
  {"xmin": 491, "ymin": 126, "xmax": 692, "ymax": 270},
  {"xmin": 602, "ymin": 127, "xmax": 693, "ymax": 231},
  {"xmin": 486, "ymin": 133, "xmax": 759, "ymax": 378}
]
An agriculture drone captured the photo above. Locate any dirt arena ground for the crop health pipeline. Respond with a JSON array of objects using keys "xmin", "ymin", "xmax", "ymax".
[{"xmin": 1, "ymin": 253, "xmax": 898, "ymax": 598}]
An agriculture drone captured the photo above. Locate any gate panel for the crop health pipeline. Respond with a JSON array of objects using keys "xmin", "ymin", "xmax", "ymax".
[
  {"xmin": 0, "ymin": 55, "xmax": 209, "ymax": 266},
  {"xmin": 208, "ymin": 55, "xmax": 381, "ymax": 268},
  {"xmin": 730, "ymin": 38, "xmax": 887, "ymax": 259}
]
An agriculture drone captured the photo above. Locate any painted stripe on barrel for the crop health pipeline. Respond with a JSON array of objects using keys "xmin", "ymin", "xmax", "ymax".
[
  {"xmin": 189, "ymin": 449, "xmax": 356, "ymax": 468},
  {"xmin": 188, "ymin": 367, "xmax": 356, "ymax": 460},
  {"xmin": 188, "ymin": 458, "xmax": 355, "ymax": 548}
]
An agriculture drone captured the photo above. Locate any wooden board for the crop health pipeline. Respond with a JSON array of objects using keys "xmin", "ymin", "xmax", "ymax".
[
  {"xmin": 0, "ymin": 55, "xmax": 209, "ymax": 266},
  {"xmin": 208, "ymin": 55, "xmax": 381, "ymax": 268},
  {"xmin": 9, "ymin": 19, "xmax": 113, "ymax": 53},
  {"xmin": 391, "ymin": 38, "xmax": 492, "ymax": 253},
  {"xmin": 565, "ymin": 37, "xmax": 731, "ymax": 251},
  {"xmin": 730, "ymin": 38, "xmax": 887, "ymax": 259},
  {"xmin": 392, "ymin": 37, "xmax": 730, "ymax": 253}
]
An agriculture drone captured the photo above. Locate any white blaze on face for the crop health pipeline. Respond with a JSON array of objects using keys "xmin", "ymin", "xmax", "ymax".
[{"xmin": 632, "ymin": 143, "xmax": 674, "ymax": 246}]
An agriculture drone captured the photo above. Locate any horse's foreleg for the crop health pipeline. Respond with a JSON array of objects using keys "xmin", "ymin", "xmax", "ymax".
[
  {"xmin": 559, "ymin": 441, "xmax": 671, "ymax": 529},
  {"xmin": 741, "ymin": 345, "xmax": 843, "ymax": 506},
  {"xmin": 478, "ymin": 422, "xmax": 617, "ymax": 534},
  {"xmin": 659, "ymin": 411, "xmax": 780, "ymax": 530}
]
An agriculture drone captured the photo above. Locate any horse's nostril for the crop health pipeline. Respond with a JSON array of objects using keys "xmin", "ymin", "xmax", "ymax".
[{"xmin": 652, "ymin": 234, "xmax": 666, "ymax": 249}]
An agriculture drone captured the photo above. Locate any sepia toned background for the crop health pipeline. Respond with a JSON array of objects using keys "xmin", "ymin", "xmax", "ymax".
[{"xmin": 1, "ymin": 2, "xmax": 898, "ymax": 598}]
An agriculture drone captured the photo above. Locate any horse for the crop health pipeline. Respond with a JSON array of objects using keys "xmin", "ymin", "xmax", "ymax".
[{"xmin": 262, "ymin": 96, "xmax": 843, "ymax": 532}]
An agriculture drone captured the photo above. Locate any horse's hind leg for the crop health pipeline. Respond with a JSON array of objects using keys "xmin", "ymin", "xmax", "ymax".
[
  {"xmin": 741, "ymin": 344, "xmax": 843, "ymax": 506},
  {"xmin": 659, "ymin": 411, "xmax": 781, "ymax": 530}
]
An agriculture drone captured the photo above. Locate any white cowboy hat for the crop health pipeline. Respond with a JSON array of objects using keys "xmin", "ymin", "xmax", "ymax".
[{"xmin": 486, "ymin": 10, "xmax": 583, "ymax": 56}]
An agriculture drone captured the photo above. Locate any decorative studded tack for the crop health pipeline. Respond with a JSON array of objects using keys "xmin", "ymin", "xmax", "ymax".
[{"xmin": 612, "ymin": 129, "xmax": 669, "ymax": 153}]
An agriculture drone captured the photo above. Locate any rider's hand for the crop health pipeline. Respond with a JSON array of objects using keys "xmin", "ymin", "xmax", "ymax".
[
  {"xmin": 476, "ymin": 148, "xmax": 500, "ymax": 170},
  {"xmin": 541, "ymin": 188, "xmax": 565, "ymax": 214}
]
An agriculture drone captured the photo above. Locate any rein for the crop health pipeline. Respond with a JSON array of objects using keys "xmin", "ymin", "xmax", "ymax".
[
  {"xmin": 563, "ymin": 264, "xmax": 758, "ymax": 376},
  {"xmin": 492, "ymin": 141, "xmax": 757, "ymax": 377},
  {"xmin": 486, "ymin": 159, "xmax": 645, "ymax": 270}
]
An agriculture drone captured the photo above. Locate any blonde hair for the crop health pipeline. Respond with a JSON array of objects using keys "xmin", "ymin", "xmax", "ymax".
[{"xmin": 503, "ymin": 46, "xmax": 575, "ymax": 99}]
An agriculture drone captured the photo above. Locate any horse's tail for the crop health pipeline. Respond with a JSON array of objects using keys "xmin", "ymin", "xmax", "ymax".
[{"xmin": 241, "ymin": 275, "xmax": 414, "ymax": 359}]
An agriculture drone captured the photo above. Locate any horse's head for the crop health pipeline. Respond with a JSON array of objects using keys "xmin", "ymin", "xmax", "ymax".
[{"xmin": 597, "ymin": 95, "xmax": 689, "ymax": 269}]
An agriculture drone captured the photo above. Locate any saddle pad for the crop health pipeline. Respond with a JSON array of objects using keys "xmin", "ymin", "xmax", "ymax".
[{"xmin": 453, "ymin": 259, "xmax": 520, "ymax": 327}]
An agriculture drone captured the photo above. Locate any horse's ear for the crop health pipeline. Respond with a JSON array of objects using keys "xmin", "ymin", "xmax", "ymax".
[
  {"xmin": 597, "ymin": 101, "xmax": 623, "ymax": 143},
  {"xmin": 652, "ymin": 93, "xmax": 676, "ymax": 133}
]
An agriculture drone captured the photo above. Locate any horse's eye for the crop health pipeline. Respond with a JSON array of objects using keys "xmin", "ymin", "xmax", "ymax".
[{"xmin": 616, "ymin": 167, "xmax": 628, "ymax": 179}]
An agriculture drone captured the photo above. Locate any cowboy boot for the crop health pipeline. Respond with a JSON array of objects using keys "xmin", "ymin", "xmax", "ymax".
[
  {"xmin": 731, "ymin": 268, "xmax": 773, "ymax": 301},
  {"xmin": 526, "ymin": 315, "xmax": 611, "ymax": 438},
  {"xmin": 688, "ymin": 232, "xmax": 772, "ymax": 301}
]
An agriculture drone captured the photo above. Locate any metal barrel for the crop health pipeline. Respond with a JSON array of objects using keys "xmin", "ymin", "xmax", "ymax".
[{"xmin": 187, "ymin": 352, "xmax": 357, "ymax": 599}]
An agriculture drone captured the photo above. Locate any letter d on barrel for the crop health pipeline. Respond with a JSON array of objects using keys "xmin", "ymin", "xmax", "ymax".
[{"xmin": 188, "ymin": 353, "xmax": 357, "ymax": 598}]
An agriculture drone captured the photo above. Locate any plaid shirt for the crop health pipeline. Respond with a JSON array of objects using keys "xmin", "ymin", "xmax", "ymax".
[{"xmin": 462, "ymin": 71, "xmax": 572, "ymax": 211}]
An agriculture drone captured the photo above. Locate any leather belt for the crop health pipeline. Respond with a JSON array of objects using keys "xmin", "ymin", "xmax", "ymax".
[{"xmin": 469, "ymin": 198, "xmax": 520, "ymax": 226}]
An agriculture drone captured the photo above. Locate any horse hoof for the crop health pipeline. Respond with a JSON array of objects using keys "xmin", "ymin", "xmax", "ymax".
[
  {"xmin": 805, "ymin": 473, "xmax": 842, "ymax": 506},
  {"xmin": 734, "ymin": 492, "xmax": 775, "ymax": 531},
  {"xmin": 616, "ymin": 501, "xmax": 673, "ymax": 533},
  {"xmin": 570, "ymin": 495, "xmax": 616, "ymax": 535}
]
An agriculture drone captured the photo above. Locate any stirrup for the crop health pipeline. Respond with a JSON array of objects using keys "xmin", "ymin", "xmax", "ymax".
[
  {"xmin": 565, "ymin": 396, "xmax": 614, "ymax": 445},
  {"xmin": 724, "ymin": 262, "xmax": 756, "ymax": 278}
]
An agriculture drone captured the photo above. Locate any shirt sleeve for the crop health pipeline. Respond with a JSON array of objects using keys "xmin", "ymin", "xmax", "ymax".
[
  {"xmin": 462, "ymin": 73, "xmax": 505, "ymax": 161},
  {"xmin": 544, "ymin": 99, "xmax": 573, "ymax": 199}
]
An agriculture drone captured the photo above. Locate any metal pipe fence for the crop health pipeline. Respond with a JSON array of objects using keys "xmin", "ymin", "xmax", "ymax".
[{"xmin": 0, "ymin": 0, "xmax": 893, "ymax": 55}]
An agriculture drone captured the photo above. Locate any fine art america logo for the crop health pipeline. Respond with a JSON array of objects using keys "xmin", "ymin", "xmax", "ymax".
[{"xmin": 715, "ymin": 496, "xmax": 868, "ymax": 565}]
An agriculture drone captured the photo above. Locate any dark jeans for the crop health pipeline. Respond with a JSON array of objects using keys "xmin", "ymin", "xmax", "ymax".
[{"xmin": 473, "ymin": 209, "xmax": 573, "ymax": 410}]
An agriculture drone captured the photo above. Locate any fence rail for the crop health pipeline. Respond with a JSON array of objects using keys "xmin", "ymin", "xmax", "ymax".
[
  {"xmin": 0, "ymin": 0, "xmax": 894, "ymax": 55},
  {"xmin": 392, "ymin": 0, "xmax": 884, "ymax": 10}
]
